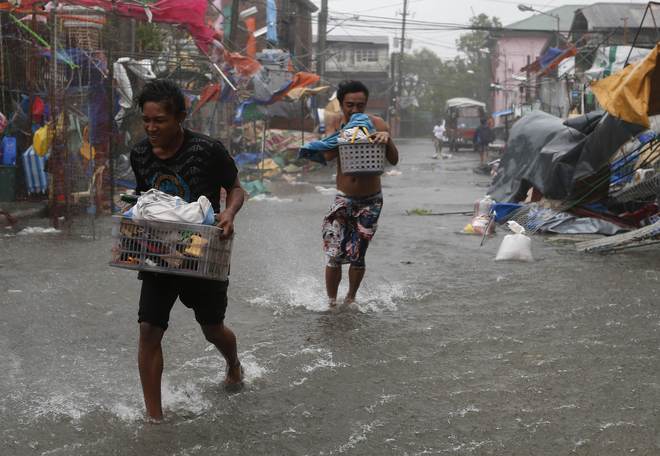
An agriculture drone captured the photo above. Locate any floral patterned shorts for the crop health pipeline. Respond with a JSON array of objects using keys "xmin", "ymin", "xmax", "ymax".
[{"xmin": 322, "ymin": 192, "xmax": 383, "ymax": 268}]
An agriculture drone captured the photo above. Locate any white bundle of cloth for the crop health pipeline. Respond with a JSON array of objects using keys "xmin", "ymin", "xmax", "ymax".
[
  {"xmin": 338, "ymin": 126, "xmax": 372, "ymax": 144},
  {"xmin": 125, "ymin": 189, "xmax": 215, "ymax": 225}
]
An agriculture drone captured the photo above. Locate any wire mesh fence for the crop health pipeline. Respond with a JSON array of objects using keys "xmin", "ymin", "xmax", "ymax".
[
  {"xmin": 576, "ymin": 220, "xmax": 660, "ymax": 253},
  {"xmin": 612, "ymin": 173, "xmax": 660, "ymax": 203},
  {"xmin": 1, "ymin": 6, "xmax": 238, "ymax": 236}
]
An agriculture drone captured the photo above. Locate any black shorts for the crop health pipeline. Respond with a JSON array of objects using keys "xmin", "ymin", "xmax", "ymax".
[{"xmin": 138, "ymin": 272, "xmax": 229, "ymax": 330}]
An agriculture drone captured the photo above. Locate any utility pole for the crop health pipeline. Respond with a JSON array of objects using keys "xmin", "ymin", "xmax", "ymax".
[
  {"xmin": 281, "ymin": 0, "xmax": 296, "ymax": 59},
  {"xmin": 317, "ymin": 0, "xmax": 328, "ymax": 81},
  {"xmin": 397, "ymin": 0, "xmax": 408, "ymax": 99},
  {"xmin": 622, "ymin": 17, "xmax": 628, "ymax": 45},
  {"xmin": 229, "ymin": 0, "xmax": 240, "ymax": 50},
  {"xmin": 392, "ymin": 0, "xmax": 408, "ymax": 137}
]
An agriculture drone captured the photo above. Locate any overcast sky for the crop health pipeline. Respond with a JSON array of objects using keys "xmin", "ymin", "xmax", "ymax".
[{"xmin": 310, "ymin": 0, "xmax": 648, "ymax": 58}]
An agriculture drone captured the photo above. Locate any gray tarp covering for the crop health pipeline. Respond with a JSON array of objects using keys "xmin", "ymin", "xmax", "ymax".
[
  {"xmin": 489, "ymin": 110, "xmax": 645, "ymax": 202},
  {"xmin": 522, "ymin": 206, "xmax": 627, "ymax": 235},
  {"xmin": 252, "ymin": 69, "xmax": 300, "ymax": 120}
]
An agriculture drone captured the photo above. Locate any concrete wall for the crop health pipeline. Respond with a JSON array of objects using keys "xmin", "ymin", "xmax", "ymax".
[
  {"xmin": 325, "ymin": 44, "xmax": 390, "ymax": 74},
  {"xmin": 491, "ymin": 35, "xmax": 550, "ymax": 125}
]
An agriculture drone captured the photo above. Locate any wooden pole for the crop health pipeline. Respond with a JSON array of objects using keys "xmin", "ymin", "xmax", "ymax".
[
  {"xmin": 0, "ymin": 14, "xmax": 5, "ymax": 114},
  {"xmin": 317, "ymin": 0, "xmax": 328, "ymax": 81},
  {"xmin": 228, "ymin": 0, "xmax": 240, "ymax": 50},
  {"xmin": 260, "ymin": 119, "xmax": 267, "ymax": 183}
]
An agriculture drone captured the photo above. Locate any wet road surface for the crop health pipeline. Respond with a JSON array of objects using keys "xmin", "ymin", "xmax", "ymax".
[{"xmin": 1, "ymin": 139, "xmax": 660, "ymax": 455}]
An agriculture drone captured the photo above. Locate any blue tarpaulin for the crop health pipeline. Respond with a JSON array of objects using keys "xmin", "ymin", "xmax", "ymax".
[
  {"xmin": 266, "ymin": 0, "xmax": 278, "ymax": 43},
  {"xmin": 22, "ymin": 147, "xmax": 48, "ymax": 194},
  {"xmin": 298, "ymin": 113, "xmax": 375, "ymax": 165}
]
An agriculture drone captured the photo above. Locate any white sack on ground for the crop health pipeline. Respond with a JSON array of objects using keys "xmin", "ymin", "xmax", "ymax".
[{"xmin": 495, "ymin": 221, "xmax": 534, "ymax": 262}]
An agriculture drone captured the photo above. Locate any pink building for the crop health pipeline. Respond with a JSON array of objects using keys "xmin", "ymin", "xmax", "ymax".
[{"xmin": 490, "ymin": 5, "xmax": 584, "ymax": 126}]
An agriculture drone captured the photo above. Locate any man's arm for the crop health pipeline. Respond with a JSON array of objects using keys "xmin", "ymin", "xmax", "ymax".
[
  {"xmin": 325, "ymin": 111, "xmax": 341, "ymax": 135},
  {"xmin": 215, "ymin": 176, "xmax": 244, "ymax": 238},
  {"xmin": 323, "ymin": 149, "xmax": 338, "ymax": 162},
  {"xmin": 322, "ymin": 112, "xmax": 341, "ymax": 162},
  {"xmin": 370, "ymin": 115, "xmax": 399, "ymax": 166}
]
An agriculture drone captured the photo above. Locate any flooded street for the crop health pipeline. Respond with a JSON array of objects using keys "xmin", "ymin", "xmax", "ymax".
[{"xmin": 2, "ymin": 139, "xmax": 660, "ymax": 455}]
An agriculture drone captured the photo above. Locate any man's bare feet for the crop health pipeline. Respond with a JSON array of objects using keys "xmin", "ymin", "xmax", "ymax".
[
  {"xmin": 224, "ymin": 362, "xmax": 244, "ymax": 391},
  {"xmin": 343, "ymin": 296, "xmax": 355, "ymax": 305},
  {"xmin": 328, "ymin": 298, "xmax": 337, "ymax": 307}
]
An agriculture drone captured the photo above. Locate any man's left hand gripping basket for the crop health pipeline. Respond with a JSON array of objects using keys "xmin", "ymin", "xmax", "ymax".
[{"xmin": 110, "ymin": 216, "xmax": 232, "ymax": 281}]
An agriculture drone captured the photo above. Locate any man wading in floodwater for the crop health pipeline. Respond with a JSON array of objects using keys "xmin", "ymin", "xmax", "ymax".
[
  {"xmin": 130, "ymin": 80, "xmax": 244, "ymax": 421},
  {"xmin": 322, "ymin": 80, "xmax": 399, "ymax": 307}
]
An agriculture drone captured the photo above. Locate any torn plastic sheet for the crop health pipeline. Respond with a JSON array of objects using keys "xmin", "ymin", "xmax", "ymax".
[
  {"xmin": 531, "ymin": 209, "xmax": 627, "ymax": 235},
  {"xmin": 489, "ymin": 110, "xmax": 644, "ymax": 202},
  {"xmin": 499, "ymin": 204, "xmax": 628, "ymax": 235}
]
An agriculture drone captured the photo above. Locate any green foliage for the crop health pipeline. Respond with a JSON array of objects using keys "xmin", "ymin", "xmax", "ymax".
[
  {"xmin": 399, "ymin": 50, "xmax": 477, "ymax": 119},
  {"xmin": 456, "ymin": 14, "xmax": 502, "ymax": 108},
  {"xmin": 406, "ymin": 208, "xmax": 432, "ymax": 216},
  {"xmin": 397, "ymin": 14, "xmax": 501, "ymax": 120},
  {"xmin": 456, "ymin": 14, "xmax": 502, "ymax": 67},
  {"xmin": 136, "ymin": 23, "xmax": 163, "ymax": 53}
]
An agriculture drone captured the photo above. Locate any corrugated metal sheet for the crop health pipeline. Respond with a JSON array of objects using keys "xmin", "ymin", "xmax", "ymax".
[
  {"xmin": 578, "ymin": 2, "xmax": 650, "ymax": 30},
  {"xmin": 506, "ymin": 5, "xmax": 585, "ymax": 31}
]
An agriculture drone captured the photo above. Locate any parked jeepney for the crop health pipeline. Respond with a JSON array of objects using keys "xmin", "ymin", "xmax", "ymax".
[{"xmin": 445, "ymin": 97, "xmax": 486, "ymax": 151}]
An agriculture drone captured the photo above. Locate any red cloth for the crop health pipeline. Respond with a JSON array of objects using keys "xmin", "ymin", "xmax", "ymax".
[
  {"xmin": 31, "ymin": 96, "xmax": 45, "ymax": 122},
  {"xmin": 569, "ymin": 206, "xmax": 637, "ymax": 229},
  {"xmin": 190, "ymin": 83, "xmax": 221, "ymax": 116},
  {"xmin": 271, "ymin": 72, "xmax": 322, "ymax": 103},
  {"xmin": 19, "ymin": 0, "xmax": 216, "ymax": 52},
  {"xmin": 223, "ymin": 50, "xmax": 262, "ymax": 78},
  {"xmin": 618, "ymin": 203, "xmax": 659, "ymax": 226},
  {"xmin": 521, "ymin": 47, "xmax": 577, "ymax": 76},
  {"xmin": 538, "ymin": 47, "xmax": 577, "ymax": 77},
  {"xmin": 245, "ymin": 17, "xmax": 256, "ymax": 59}
]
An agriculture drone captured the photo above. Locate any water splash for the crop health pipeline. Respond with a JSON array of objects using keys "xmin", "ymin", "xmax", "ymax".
[
  {"xmin": 247, "ymin": 276, "xmax": 428, "ymax": 315},
  {"xmin": 249, "ymin": 194, "xmax": 294, "ymax": 203},
  {"xmin": 161, "ymin": 379, "xmax": 212, "ymax": 416},
  {"xmin": 333, "ymin": 420, "xmax": 384, "ymax": 454},
  {"xmin": 23, "ymin": 389, "xmax": 142, "ymax": 424},
  {"xmin": 17, "ymin": 227, "xmax": 61, "ymax": 235},
  {"xmin": 300, "ymin": 348, "xmax": 347, "ymax": 373},
  {"xmin": 239, "ymin": 352, "xmax": 270, "ymax": 383},
  {"xmin": 247, "ymin": 275, "xmax": 329, "ymax": 313}
]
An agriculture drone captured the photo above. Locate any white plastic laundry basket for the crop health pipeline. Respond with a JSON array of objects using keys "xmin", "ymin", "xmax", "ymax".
[
  {"xmin": 110, "ymin": 216, "xmax": 233, "ymax": 281},
  {"xmin": 338, "ymin": 141, "xmax": 386, "ymax": 175}
]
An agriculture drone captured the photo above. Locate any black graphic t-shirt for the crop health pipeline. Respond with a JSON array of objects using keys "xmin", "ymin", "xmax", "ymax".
[{"xmin": 130, "ymin": 129, "xmax": 238, "ymax": 212}]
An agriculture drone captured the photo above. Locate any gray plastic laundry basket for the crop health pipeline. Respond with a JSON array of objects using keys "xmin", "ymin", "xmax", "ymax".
[
  {"xmin": 110, "ymin": 216, "xmax": 232, "ymax": 281},
  {"xmin": 338, "ymin": 141, "xmax": 386, "ymax": 175}
]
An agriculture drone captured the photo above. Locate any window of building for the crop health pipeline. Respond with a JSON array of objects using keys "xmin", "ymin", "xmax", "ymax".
[
  {"xmin": 335, "ymin": 49, "xmax": 346, "ymax": 62},
  {"xmin": 354, "ymin": 48, "xmax": 378, "ymax": 62}
]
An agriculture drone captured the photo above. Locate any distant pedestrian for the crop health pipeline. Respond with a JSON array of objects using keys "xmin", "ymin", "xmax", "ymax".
[
  {"xmin": 321, "ymin": 80, "xmax": 399, "ymax": 307},
  {"xmin": 474, "ymin": 117, "xmax": 493, "ymax": 166},
  {"xmin": 432, "ymin": 120, "xmax": 445, "ymax": 158},
  {"xmin": 130, "ymin": 80, "xmax": 245, "ymax": 421}
]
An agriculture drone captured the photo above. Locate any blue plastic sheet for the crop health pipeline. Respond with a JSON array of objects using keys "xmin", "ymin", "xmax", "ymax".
[{"xmin": 298, "ymin": 113, "xmax": 375, "ymax": 165}]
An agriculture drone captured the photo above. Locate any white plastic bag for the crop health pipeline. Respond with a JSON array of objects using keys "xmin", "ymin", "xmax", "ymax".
[
  {"xmin": 495, "ymin": 221, "xmax": 534, "ymax": 262},
  {"xmin": 126, "ymin": 189, "xmax": 215, "ymax": 225}
]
